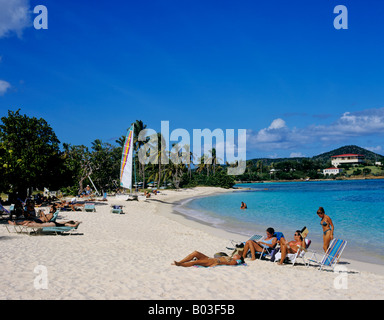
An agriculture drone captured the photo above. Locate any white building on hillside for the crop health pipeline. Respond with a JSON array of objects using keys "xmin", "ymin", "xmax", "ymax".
[
  {"xmin": 323, "ymin": 167, "xmax": 343, "ymax": 175},
  {"xmin": 331, "ymin": 154, "xmax": 365, "ymax": 167}
]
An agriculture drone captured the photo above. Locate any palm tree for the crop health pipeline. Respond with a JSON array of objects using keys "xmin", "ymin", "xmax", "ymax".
[
  {"xmin": 206, "ymin": 148, "xmax": 222, "ymax": 175},
  {"xmin": 146, "ymin": 132, "xmax": 168, "ymax": 188},
  {"xmin": 132, "ymin": 120, "xmax": 147, "ymax": 188}
]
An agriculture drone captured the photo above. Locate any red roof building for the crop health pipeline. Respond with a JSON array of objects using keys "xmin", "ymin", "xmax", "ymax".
[{"xmin": 331, "ymin": 154, "xmax": 365, "ymax": 167}]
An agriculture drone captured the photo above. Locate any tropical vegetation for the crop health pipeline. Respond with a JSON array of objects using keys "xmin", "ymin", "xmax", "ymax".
[{"xmin": 1, "ymin": 110, "xmax": 383, "ymax": 200}]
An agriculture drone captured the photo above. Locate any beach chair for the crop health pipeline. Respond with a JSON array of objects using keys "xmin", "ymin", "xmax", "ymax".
[
  {"xmin": 307, "ymin": 238, "xmax": 347, "ymax": 271},
  {"xmin": 226, "ymin": 234, "xmax": 265, "ymax": 257},
  {"xmin": 274, "ymin": 238, "xmax": 312, "ymax": 266},
  {"xmin": 110, "ymin": 205, "xmax": 124, "ymax": 214},
  {"xmin": 84, "ymin": 203, "xmax": 96, "ymax": 212},
  {"xmin": 4, "ymin": 210, "xmax": 61, "ymax": 234},
  {"xmin": 258, "ymin": 241, "xmax": 279, "ymax": 260},
  {"xmin": 25, "ymin": 223, "xmax": 81, "ymax": 236},
  {"xmin": 226, "ymin": 234, "xmax": 264, "ymax": 250},
  {"xmin": 0, "ymin": 203, "xmax": 10, "ymax": 219}
]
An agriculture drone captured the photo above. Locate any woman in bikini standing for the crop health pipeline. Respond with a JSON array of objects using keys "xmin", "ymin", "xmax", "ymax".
[{"xmin": 317, "ymin": 207, "xmax": 334, "ymax": 252}]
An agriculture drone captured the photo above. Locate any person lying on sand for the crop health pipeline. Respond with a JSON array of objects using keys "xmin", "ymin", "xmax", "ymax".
[
  {"xmin": 8, "ymin": 220, "xmax": 82, "ymax": 228},
  {"xmin": 172, "ymin": 251, "xmax": 244, "ymax": 267}
]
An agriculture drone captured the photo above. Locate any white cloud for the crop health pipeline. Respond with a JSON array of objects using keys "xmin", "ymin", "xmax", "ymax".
[
  {"xmin": 290, "ymin": 152, "xmax": 306, "ymax": 158},
  {"xmin": 247, "ymin": 107, "xmax": 384, "ymax": 152},
  {"xmin": 0, "ymin": 80, "xmax": 11, "ymax": 95},
  {"xmin": 0, "ymin": 0, "xmax": 31, "ymax": 38},
  {"xmin": 365, "ymin": 145, "xmax": 382, "ymax": 153}
]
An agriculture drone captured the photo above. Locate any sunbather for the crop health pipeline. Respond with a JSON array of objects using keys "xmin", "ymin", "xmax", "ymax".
[
  {"xmin": 172, "ymin": 251, "xmax": 244, "ymax": 267},
  {"xmin": 277, "ymin": 230, "xmax": 307, "ymax": 265},
  {"xmin": 242, "ymin": 227, "xmax": 277, "ymax": 260},
  {"xmin": 57, "ymin": 200, "xmax": 83, "ymax": 211},
  {"xmin": 8, "ymin": 219, "xmax": 81, "ymax": 228}
]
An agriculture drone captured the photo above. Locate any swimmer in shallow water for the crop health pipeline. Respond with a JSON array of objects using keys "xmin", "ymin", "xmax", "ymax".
[{"xmin": 240, "ymin": 201, "xmax": 247, "ymax": 209}]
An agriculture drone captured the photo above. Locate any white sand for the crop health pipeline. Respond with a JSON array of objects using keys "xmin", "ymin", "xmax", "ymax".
[{"xmin": 1, "ymin": 187, "xmax": 384, "ymax": 300}]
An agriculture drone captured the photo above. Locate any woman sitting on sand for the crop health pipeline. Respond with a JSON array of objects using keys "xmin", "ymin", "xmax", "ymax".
[
  {"xmin": 172, "ymin": 251, "xmax": 244, "ymax": 267},
  {"xmin": 242, "ymin": 227, "xmax": 277, "ymax": 260},
  {"xmin": 277, "ymin": 230, "xmax": 307, "ymax": 265}
]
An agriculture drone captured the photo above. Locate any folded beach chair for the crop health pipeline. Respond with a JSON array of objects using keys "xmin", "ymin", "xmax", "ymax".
[
  {"xmin": 84, "ymin": 203, "xmax": 96, "ymax": 212},
  {"xmin": 274, "ymin": 238, "xmax": 312, "ymax": 266},
  {"xmin": 307, "ymin": 238, "xmax": 347, "ymax": 271}
]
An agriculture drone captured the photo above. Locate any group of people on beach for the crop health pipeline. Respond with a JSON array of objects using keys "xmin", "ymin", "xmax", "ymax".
[
  {"xmin": 173, "ymin": 206, "xmax": 334, "ymax": 267},
  {"xmin": 7, "ymin": 199, "xmax": 82, "ymax": 229}
]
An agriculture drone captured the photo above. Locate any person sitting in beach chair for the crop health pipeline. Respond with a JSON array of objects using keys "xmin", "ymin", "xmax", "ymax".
[
  {"xmin": 242, "ymin": 227, "xmax": 277, "ymax": 260},
  {"xmin": 172, "ymin": 251, "xmax": 244, "ymax": 267},
  {"xmin": 11, "ymin": 200, "xmax": 25, "ymax": 219},
  {"xmin": 277, "ymin": 230, "xmax": 307, "ymax": 265},
  {"xmin": 24, "ymin": 200, "xmax": 37, "ymax": 220}
]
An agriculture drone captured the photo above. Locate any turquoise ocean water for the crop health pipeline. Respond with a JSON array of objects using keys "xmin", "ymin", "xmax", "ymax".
[{"xmin": 177, "ymin": 179, "xmax": 384, "ymax": 265}]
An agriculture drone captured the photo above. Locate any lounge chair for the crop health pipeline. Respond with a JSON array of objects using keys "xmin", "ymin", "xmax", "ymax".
[
  {"xmin": 111, "ymin": 205, "xmax": 124, "ymax": 214},
  {"xmin": 24, "ymin": 223, "xmax": 81, "ymax": 235},
  {"xmin": 0, "ymin": 203, "xmax": 10, "ymax": 219},
  {"xmin": 84, "ymin": 203, "xmax": 96, "ymax": 212},
  {"xmin": 5, "ymin": 210, "xmax": 60, "ymax": 234},
  {"xmin": 226, "ymin": 234, "xmax": 265, "ymax": 257},
  {"xmin": 273, "ymin": 238, "xmax": 312, "ymax": 266},
  {"xmin": 226, "ymin": 234, "xmax": 264, "ymax": 251},
  {"xmin": 307, "ymin": 238, "xmax": 347, "ymax": 271}
]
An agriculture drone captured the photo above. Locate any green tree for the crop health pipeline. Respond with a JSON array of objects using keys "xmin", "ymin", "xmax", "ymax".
[{"xmin": 0, "ymin": 109, "xmax": 61, "ymax": 197}]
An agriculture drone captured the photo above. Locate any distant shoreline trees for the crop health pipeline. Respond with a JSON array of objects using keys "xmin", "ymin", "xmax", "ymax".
[{"xmin": 1, "ymin": 110, "xmax": 383, "ymax": 198}]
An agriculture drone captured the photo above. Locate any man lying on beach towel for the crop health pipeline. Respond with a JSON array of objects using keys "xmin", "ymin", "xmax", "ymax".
[{"xmin": 172, "ymin": 251, "xmax": 244, "ymax": 267}]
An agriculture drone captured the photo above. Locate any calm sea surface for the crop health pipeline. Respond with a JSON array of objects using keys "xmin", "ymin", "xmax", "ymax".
[{"xmin": 177, "ymin": 179, "xmax": 384, "ymax": 265}]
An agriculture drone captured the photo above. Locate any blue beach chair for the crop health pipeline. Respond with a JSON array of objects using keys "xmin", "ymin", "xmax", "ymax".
[
  {"xmin": 84, "ymin": 203, "xmax": 96, "ymax": 212},
  {"xmin": 111, "ymin": 205, "xmax": 124, "ymax": 214},
  {"xmin": 0, "ymin": 203, "xmax": 10, "ymax": 219},
  {"xmin": 307, "ymin": 238, "xmax": 347, "ymax": 271}
]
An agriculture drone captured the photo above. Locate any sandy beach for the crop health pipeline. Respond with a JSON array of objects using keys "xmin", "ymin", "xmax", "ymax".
[{"xmin": 1, "ymin": 186, "xmax": 384, "ymax": 300}]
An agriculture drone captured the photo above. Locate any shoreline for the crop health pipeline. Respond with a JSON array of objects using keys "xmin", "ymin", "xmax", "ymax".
[
  {"xmin": 162, "ymin": 188, "xmax": 384, "ymax": 276},
  {"xmin": 235, "ymin": 175, "xmax": 384, "ymax": 184}
]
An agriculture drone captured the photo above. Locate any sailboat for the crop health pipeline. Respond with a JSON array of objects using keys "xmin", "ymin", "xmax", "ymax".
[{"xmin": 119, "ymin": 124, "xmax": 146, "ymax": 201}]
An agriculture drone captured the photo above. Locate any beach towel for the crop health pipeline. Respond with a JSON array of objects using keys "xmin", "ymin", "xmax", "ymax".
[{"xmin": 193, "ymin": 263, "xmax": 248, "ymax": 268}]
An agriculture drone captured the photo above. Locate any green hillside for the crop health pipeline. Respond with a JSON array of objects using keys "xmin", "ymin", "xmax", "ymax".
[
  {"xmin": 249, "ymin": 145, "xmax": 384, "ymax": 165},
  {"xmin": 312, "ymin": 145, "xmax": 384, "ymax": 162}
]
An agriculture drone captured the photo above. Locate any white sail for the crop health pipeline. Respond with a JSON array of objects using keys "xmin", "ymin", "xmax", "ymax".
[{"xmin": 120, "ymin": 124, "xmax": 134, "ymax": 189}]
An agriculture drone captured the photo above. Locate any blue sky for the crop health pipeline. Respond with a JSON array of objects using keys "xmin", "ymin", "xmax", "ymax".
[{"xmin": 1, "ymin": 0, "xmax": 384, "ymax": 160}]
